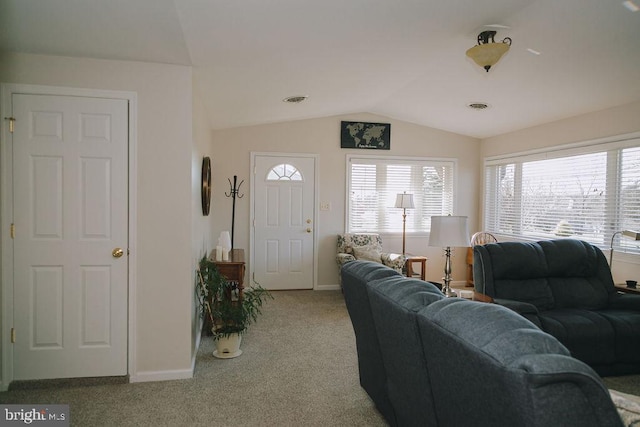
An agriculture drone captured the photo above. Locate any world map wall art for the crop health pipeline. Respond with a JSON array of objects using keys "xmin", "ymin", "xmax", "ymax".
[{"xmin": 340, "ymin": 121, "xmax": 391, "ymax": 150}]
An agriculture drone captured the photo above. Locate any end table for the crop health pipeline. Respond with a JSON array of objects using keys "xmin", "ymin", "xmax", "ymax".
[{"xmin": 405, "ymin": 256, "xmax": 427, "ymax": 280}]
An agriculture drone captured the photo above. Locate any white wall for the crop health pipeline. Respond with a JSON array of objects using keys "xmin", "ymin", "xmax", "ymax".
[
  {"xmin": 190, "ymin": 88, "xmax": 214, "ymax": 365},
  {"xmin": 210, "ymin": 114, "xmax": 480, "ymax": 287},
  {"xmin": 481, "ymin": 100, "xmax": 640, "ymax": 284},
  {"xmin": 0, "ymin": 52, "xmax": 195, "ymax": 381}
]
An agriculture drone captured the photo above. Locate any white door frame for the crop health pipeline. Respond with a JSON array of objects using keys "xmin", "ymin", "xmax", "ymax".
[
  {"xmin": 250, "ymin": 152, "xmax": 319, "ymax": 290},
  {"xmin": 0, "ymin": 83, "xmax": 138, "ymax": 390}
]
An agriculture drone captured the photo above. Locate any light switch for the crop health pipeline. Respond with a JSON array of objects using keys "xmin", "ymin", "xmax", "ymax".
[{"xmin": 320, "ymin": 202, "xmax": 331, "ymax": 211}]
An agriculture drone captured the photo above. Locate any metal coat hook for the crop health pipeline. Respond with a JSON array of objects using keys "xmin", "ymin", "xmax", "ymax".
[{"xmin": 225, "ymin": 175, "xmax": 244, "ymax": 249}]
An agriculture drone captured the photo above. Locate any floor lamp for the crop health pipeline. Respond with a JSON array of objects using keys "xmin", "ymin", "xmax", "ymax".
[
  {"xmin": 429, "ymin": 215, "xmax": 470, "ymax": 297},
  {"xmin": 609, "ymin": 229, "xmax": 640, "ymax": 266},
  {"xmin": 395, "ymin": 192, "xmax": 414, "ymax": 255}
]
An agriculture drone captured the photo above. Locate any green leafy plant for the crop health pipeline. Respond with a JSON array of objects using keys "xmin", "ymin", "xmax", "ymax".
[{"xmin": 198, "ymin": 255, "xmax": 272, "ymax": 340}]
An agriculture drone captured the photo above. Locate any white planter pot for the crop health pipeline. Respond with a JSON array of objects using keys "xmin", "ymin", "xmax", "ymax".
[{"xmin": 213, "ymin": 333, "xmax": 243, "ymax": 359}]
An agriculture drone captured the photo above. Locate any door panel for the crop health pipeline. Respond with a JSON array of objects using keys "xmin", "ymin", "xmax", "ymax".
[
  {"xmin": 254, "ymin": 156, "xmax": 315, "ymax": 290},
  {"xmin": 12, "ymin": 93, "xmax": 128, "ymax": 380}
]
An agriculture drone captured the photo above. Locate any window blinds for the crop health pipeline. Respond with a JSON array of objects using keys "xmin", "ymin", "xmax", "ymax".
[
  {"xmin": 348, "ymin": 156, "xmax": 454, "ymax": 233},
  {"xmin": 484, "ymin": 137, "xmax": 640, "ymax": 253}
]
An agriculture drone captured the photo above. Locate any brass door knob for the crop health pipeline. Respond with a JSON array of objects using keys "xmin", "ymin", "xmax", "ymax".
[
  {"xmin": 306, "ymin": 228, "xmax": 312, "ymax": 233},
  {"xmin": 112, "ymin": 248, "xmax": 124, "ymax": 258}
]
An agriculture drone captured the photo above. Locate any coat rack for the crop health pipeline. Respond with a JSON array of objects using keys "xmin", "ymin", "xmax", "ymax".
[{"xmin": 225, "ymin": 175, "xmax": 244, "ymax": 249}]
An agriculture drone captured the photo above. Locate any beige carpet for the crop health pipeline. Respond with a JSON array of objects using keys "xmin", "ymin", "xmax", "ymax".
[
  {"xmin": 0, "ymin": 290, "xmax": 386, "ymax": 426},
  {"xmin": 603, "ymin": 375, "xmax": 640, "ymax": 397}
]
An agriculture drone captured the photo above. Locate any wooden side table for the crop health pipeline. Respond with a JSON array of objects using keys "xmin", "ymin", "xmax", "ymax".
[
  {"xmin": 615, "ymin": 283, "xmax": 640, "ymax": 294},
  {"xmin": 209, "ymin": 248, "xmax": 246, "ymax": 298},
  {"xmin": 205, "ymin": 248, "xmax": 246, "ymax": 336},
  {"xmin": 405, "ymin": 256, "xmax": 427, "ymax": 281}
]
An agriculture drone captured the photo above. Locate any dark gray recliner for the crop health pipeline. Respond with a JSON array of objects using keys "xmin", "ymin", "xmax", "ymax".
[{"xmin": 474, "ymin": 238, "xmax": 640, "ymax": 375}]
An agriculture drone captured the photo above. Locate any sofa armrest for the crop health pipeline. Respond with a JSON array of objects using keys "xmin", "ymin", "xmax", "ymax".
[
  {"xmin": 608, "ymin": 293, "xmax": 640, "ymax": 310},
  {"xmin": 381, "ymin": 253, "xmax": 406, "ymax": 271},
  {"xmin": 336, "ymin": 253, "xmax": 356, "ymax": 266},
  {"xmin": 493, "ymin": 298, "xmax": 542, "ymax": 328},
  {"xmin": 494, "ymin": 298, "xmax": 539, "ymax": 315}
]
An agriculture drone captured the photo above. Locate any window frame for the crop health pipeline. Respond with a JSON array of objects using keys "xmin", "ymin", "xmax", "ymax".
[
  {"xmin": 345, "ymin": 154, "xmax": 459, "ymax": 235},
  {"xmin": 482, "ymin": 131, "xmax": 640, "ymax": 257}
]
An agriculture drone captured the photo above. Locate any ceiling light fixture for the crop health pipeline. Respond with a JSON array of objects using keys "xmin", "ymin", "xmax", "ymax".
[
  {"xmin": 623, "ymin": 1, "xmax": 639, "ymax": 12},
  {"xmin": 466, "ymin": 30, "xmax": 512, "ymax": 72},
  {"xmin": 283, "ymin": 95, "xmax": 308, "ymax": 104}
]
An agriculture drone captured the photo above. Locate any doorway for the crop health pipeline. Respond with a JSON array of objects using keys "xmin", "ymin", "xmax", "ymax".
[
  {"xmin": 1, "ymin": 84, "xmax": 136, "ymax": 386},
  {"xmin": 251, "ymin": 153, "xmax": 317, "ymax": 290}
]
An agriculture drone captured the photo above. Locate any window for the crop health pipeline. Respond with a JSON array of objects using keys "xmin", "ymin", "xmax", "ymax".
[
  {"xmin": 483, "ymin": 134, "xmax": 640, "ymax": 253},
  {"xmin": 347, "ymin": 155, "xmax": 456, "ymax": 233},
  {"xmin": 267, "ymin": 163, "xmax": 302, "ymax": 181}
]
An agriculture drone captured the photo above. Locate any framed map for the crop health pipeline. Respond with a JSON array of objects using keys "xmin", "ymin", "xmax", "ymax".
[{"xmin": 341, "ymin": 121, "xmax": 391, "ymax": 150}]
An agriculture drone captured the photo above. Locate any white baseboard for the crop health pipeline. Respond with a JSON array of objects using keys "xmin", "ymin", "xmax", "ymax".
[
  {"xmin": 129, "ymin": 368, "xmax": 193, "ymax": 383},
  {"xmin": 315, "ymin": 284, "xmax": 341, "ymax": 291}
]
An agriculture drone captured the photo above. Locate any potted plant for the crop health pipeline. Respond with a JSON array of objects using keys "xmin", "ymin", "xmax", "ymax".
[{"xmin": 198, "ymin": 255, "xmax": 271, "ymax": 358}]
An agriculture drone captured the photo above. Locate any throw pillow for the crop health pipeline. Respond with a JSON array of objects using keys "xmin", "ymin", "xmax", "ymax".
[{"xmin": 352, "ymin": 244, "xmax": 382, "ymax": 263}]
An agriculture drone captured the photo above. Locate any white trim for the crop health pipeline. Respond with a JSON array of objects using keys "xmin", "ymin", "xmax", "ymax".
[
  {"xmin": 0, "ymin": 83, "xmax": 138, "ymax": 388},
  {"xmin": 315, "ymin": 284, "xmax": 341, "ymax": 291},
  {"xmin": 250, "ymin": 152, "xmax": 319, "ymax": 290},
  {"xmin": 485, "ymin": 131, "xmax": 640, "ymax": 163},
  {"xmin": 129, "ymin": 369, "xmax": 193, "ymax": 383}
]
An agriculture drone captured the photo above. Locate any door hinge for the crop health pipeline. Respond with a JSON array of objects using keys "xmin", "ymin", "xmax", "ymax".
[
  {"xmin": 4, "ymin": 117, "xmax": 15, "ymax": 133},
  {"xmin": 10, "ymin": 223, "xmax": 14, "ymax": 239},
  {"xmin": 11, "ymin": 327, "xmax": 15, "ymax": 343}
]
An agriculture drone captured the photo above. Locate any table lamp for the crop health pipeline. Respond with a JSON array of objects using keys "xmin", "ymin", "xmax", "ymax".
[
  {"xmin": 395, "ymin": 192, "xmax": 415, "ymax": 255},
  {"xmin": 429, "ymin": 215, "xmax": 470, "ymax": 297}
]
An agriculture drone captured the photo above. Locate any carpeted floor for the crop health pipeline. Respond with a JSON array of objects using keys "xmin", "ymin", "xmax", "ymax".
[
  {"xmin": 603, "ymin": 375, "xmax": 640, "ymax": 397},
  {"xmin": 2, "ymin": 289, "xmax": 640, "ymax": 426},
  {"xmin": 0, "ymin": 290, "xmax": 386, "ymax": 426}
]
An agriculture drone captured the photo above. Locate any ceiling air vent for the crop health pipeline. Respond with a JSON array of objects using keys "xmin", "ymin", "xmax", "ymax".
[
  {"xmin": 468, "ymin": 102, "xmax": 489, "ymax": 110},
  {"xmin": 283, "ymin": 95, "xmax": 308, "ymax": 104}
]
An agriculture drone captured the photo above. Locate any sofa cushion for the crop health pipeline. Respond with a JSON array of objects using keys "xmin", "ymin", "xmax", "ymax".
[
  {"xmin": 537, "ymin": 309, "xmax": 616, "ymax": 366},
  {"xmin": 478, "ymin": 242, "xmax": 556, "ymax": 311},
  {"xmin": 367, "ymin": 277, "xmax": 443, "ymax": 426},
  {"xmin": 596, "ymin": 310, "xmax": 640, "ymax": 366},
  {"xmin": 420, "ymin": 298, "xmax": 569, "ymax": 363},
  {"xmin": 540, "ymin": 239, "xmax": 611, "ymax": 309}
]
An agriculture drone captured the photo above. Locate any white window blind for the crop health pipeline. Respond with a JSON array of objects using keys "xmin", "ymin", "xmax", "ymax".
[
  {"xmin": 347, "ymin": 156, "xmax": 455, "ymax": 233},
  {"xmin": 484, "ymin": 136, "xmax": 640, "ymax": 253}
]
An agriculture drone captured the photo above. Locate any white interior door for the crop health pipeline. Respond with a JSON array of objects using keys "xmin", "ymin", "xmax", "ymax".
[
  {"xmin": 12, "ymin": 93, "xmax": 128, "ymax": 380},
  {"xmin": 253, "ymin": 155, "xmax": 316, "ymax": 290}
]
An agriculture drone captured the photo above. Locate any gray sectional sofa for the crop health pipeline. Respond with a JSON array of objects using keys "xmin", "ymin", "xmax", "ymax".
[
  {"xmin": 473, "ymin": 239, "xmax": 640, "ymax": 376},
  {"xmin": 341, "ymin": 260, "xmax": 622, "ymax": 426}
]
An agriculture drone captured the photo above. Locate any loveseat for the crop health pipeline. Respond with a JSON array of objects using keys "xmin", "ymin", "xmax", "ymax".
[
  {"xmin": 342, "ymin": 260, "xmax": 622, "ymax": 426},
  {"xmin": 473, "ymin": 239, "xmax": 640, "ymax": 376}
]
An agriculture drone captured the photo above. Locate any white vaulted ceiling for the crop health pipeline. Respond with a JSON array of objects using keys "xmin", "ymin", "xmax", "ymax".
[{"xmin": 1, "ymin": 0, "xmax": 639, "ymax": 138}]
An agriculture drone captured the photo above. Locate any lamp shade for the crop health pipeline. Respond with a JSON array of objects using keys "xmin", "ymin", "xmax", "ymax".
[
  {"xmin": 395, "ymin": 193, "xmax": 415, "ymax": 209},
  {"xmin": 466, "ymin": 43, "xmax": 510, "ymax": 71},
  {"xmin": 429, "ymin": 216, "xmax": 470, "ymax": 248}
]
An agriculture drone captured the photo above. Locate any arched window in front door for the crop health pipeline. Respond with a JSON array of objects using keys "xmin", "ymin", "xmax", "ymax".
[{"xmin": 266, "ymin": 163, "xmax": 303, "ymax": 181}]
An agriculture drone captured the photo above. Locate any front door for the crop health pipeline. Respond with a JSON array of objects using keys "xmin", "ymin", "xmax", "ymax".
[
  {"xmin": 253, "ymin": 155, "xmax": 316, "ymax": 290},
  {"xmin": 11, "ymin": 93, "xmax": 129, "ymax": 380}
]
